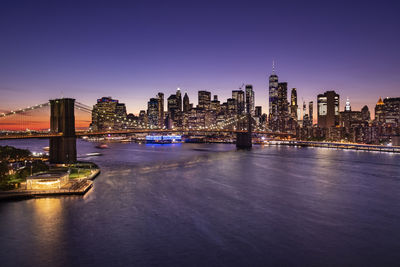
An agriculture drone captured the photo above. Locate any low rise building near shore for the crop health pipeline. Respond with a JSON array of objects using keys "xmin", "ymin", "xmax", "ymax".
[{"xmin": 26, "ymin": 171, "xmax": 69, "ymax": 190}]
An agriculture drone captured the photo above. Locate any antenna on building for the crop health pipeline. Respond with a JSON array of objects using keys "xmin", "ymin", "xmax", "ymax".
[{"xmin": 272, "ymin": 60, "xmax": 276, "ymax": 74}]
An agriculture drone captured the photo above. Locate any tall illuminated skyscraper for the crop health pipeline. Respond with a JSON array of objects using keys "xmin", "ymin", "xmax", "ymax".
[
  {"xmin": 245, "ymin": 84, "xmax": 255, "ymax": 115},
  {"xmin": 309, "ymin": 101, "xmax": 313, "ymax": 125},
  {"xmin": 290, "ymin": 88, "xmax": 298, "ymax": 120},
  {"xmin": 268, "ymin": 67, "xmax": 279, "ymax": 118},
  {"xmin": 91, "ymin": 96, "xmax": 127, "ymax": 131},
  {"xmin": 317, "ymin": 90, "xmax": 340, "ymax": 128},
  {"xmin": 277, "ymin": 82, "xmax": 288, "ymax": 117},
  {"xmin": 198, "ymin": 91, "xmax": 211, "ymax": 110},
  {"xmin": 157, "ymin": 92, "xmax": 164, "ymax": 128},
  {"xmin": 375, "ymin": 97, "xmax": 385, "ymax": 123},
  {"xmin": 345, "ymin": 97, "xmax": 351, "ymax": 111},
  {"xmin": 232, "ymin": 90, "xmax": 245, "ymax": 114},
  {"xmin": 147, "ymin": 98, "xmax": 159, "ymax": 128},
  {"xmin": 176, "ymin": 88, "xmax": 182, "ymax": 112}
]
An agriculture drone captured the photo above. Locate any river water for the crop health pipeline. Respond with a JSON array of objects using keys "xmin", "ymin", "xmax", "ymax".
[{"xmin": 1, "ymin": 139, "xmax": 400, "ymax": 266}]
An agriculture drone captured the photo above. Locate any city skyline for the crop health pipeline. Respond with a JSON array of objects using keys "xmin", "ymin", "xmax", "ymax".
[
  {"xmin": 1, "ymin": 1, "xmax": 399, "ymax": 118},
  {"xmin": 0, "ymin": 81, "xmax": 394, "ymax": 130}
]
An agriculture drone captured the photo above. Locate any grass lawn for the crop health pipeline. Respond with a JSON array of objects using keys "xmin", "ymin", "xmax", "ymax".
[{"xmin": 69, "ymin": 168, "xmax": 92, "ymax": 179}]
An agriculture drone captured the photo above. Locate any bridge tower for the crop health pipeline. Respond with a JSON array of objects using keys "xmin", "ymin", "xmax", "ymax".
[
  {"xmin": 236, "ymin": 113, "xmax": 252, "ymax": 149},
  {"xmin": 49, "ymin": 98, "xmax": 77, "ymax": 164}
]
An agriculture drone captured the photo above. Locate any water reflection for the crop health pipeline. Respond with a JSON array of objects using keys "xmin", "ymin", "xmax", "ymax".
[
  {"xmin": 1, "ymin": 140, "xmax": 400, "ymax": 266},
  {"xmin": 27, "ymin": 198, "xmax": 65, "ymax": 266}
]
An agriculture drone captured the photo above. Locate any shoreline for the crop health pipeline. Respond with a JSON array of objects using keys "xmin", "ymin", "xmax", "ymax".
[
  {"xmin": 0, "ymin": 168, "xmax": 100, "ymax": 202},
  {"xmin": 266, "ymin": 140, "xmax": 400, "ymax": 153}
]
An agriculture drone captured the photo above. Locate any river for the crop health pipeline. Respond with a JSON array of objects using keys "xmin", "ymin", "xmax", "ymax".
[{"xmin": 1, "ymin": 139, "xmax": 400, "ymax": 266}]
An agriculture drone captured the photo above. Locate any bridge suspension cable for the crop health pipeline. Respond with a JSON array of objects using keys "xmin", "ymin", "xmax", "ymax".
[
  {"xmin": 0, "ymin": 102, "xmax": 50, "ymax": 118},
  {"xmin": 75, "ymin": 102, "xmax": 92, "ymax": 114}
]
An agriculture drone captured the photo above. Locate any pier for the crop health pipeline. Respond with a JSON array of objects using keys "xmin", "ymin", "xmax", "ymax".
[{"xmin": 270, "ymin": 140, "xmax": 400, "ymax": 153}]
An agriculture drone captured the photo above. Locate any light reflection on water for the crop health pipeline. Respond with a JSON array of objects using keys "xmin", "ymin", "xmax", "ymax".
[
  {"xmin": 1, "ymin": 139, "xmax": 400, "ymax": 266},
  {"xmin": 31, "ymin": 198, "xmax": 65, "ymax": 265}
]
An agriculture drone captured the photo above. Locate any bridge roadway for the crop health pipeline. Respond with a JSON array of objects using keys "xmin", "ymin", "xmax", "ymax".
[{"xmin": 0, "ymin": 129, "xmax": 294, "ymax": 140}]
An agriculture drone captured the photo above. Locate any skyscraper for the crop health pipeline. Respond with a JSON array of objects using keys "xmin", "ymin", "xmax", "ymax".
[
  {"xmin": 245, "ymin": 84, "xmax": 255, "ymax": 115},
  {"xmin": 345, "ymin": 97, "xmax": 351, "ymax": 111},
  {"xmin": 167, "ymin": 94, "xmax": 179, "ymax": 114},
  {"xmin": 317, "ymin": 90, "xmax": 340, "ymax": 128},
  {"xmin": 361, "ymin": 105, "xmax": 370, "ymax": 122},
  {"xmin": 255, "ymin": 106, "xmax": 262, "ymax": 117},
  {"xmin": 176, "ymin": 88, "xmax": 182, "ymax": 112},
  {"xmin": 157, "ymin": 92, "xmax": 164, "ymax": 128},
  {"xmin": 309, "ymin": 101, "xmax": 313, "ymax": 125},
  {"xmin": 375, "ymin": 97, "xmax": 385, "ymax": 123},
  {"xmin": 183, "ymin": 92, "xmax": 190, "ymax": 113},
  {"xmin": 302, "ymin": 101, "xmax": 311, "ymax": 127},
  {"xmin": 91, "ymin": 96, "xmax": 127, "ymax": 131},
  {"xmin": 277, "ymin": 82, "xmax": 288, "ymax": 117},
  {"xmin": 290, "ymin": 88, "xmax": 298, "ymax": 120},
  {"xmin": 269, "ymin": 72, "xmax": 279, "ymax": 118},
  {"xmin": 232, "ymin": 90, "xmax": 245, "ymax": 114},
  {"xmin": 211, "ymin": 95, "xmax": 220, "ymax": 112},
  {"xmin": 147, "ymin": 98, "xmax": 159, "ymax": 128},
  {"xmin": 198, "ymin": 91, "xmax": 211, "ymax": 110},
  {"xmin": 382, "ymin": 97, "xmax": 400, "ymax": 125}
]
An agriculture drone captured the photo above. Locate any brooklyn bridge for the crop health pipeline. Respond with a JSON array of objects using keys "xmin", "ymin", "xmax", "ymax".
[{"xmin": 0, "ymin": 98, "xmax": 294, "ymax": 163}]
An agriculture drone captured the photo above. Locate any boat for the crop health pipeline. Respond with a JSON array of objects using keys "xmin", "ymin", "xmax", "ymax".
[
  {"xmin": 145, "ymin": 135, "xmax": 182, "ymax": 144},
  {"xmin": 95, "ymin": 144, "xmax": 109, "ymax": 149},
  {"xmin": 85, "ymin": 152, "xmax": 102, "ymax": 156}
]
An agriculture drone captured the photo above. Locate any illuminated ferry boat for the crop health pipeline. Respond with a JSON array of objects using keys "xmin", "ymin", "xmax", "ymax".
[{"xmin": 145, "ymin": 135, "xmax": 182, "ymax": 144}]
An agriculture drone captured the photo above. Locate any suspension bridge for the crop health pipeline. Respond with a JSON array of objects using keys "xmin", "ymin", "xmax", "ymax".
[{"xmin": 0, "ymin": 98, "xmax": 294, "ymax": 163}]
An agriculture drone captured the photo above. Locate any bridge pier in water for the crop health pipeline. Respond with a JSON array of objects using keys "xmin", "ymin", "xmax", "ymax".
[
  {"xmin": 236, "ymin": 113, "xmax": 252, "ymax": 149},
  {"xmin": 49, "ymin": 98, "xmax": 77, "ymax": 164}
]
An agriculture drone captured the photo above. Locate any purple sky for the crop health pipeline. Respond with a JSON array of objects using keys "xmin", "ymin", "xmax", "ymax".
[{"xmin": 1, "ymin": 0, "xmax": 399, "ymax": 118}]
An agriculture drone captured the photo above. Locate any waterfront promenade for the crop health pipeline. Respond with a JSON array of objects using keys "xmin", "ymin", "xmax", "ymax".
[
  {"xmin": 269, "ymin": 140, "xmax": 400, "ymax": 153},
  {"xmin": 0, "ymin": 169, "xmax": 100, "ymax": 201}
]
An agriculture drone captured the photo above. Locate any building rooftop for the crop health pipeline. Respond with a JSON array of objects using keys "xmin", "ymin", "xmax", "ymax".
[{"xmin": 28, "ymin": 171, "xmax": 69, "ymax": 180}]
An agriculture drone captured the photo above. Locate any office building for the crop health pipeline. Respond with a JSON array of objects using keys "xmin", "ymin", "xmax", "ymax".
[
  {"xmin": 290, "ymin": 88, "xmax": 298, "ymax": 120},
  {"xmin": 375, "ymin": 97, "xmax": 385, "ymax": 123},
  {"xmin": 232, "ymin": 90, "xmax": 245, "ymax": 114},
  {"xmin": 183, "ymin": 92, "xmax": 190, "ymax": 113},
  {"xmin": 309, "ymin": 101, "xmax": 313, "ymax": 125},
  {"xmin": 198, "ymin": 91, "xmax": 211, "ymax": 110},
  {"xmin": 255, "ymin": 106, "xmax": 262, "ymax": 117},
  {"xmin": 157, "ymin": 92, "xmax": 164, "ymax": 128},
  {"xmin": 361, "ymin": 105, "xmax": 370, "ymax": 122},
  {"xmin": 91, "ymin": 96, "xmax": 127, "ymax": 131},
  {"xmin": 269, "ymin": 72, "xmax": 279, "ymax": 118},
  {"xmin": 245, "ymin": 84, "xmax": 255, "ymax": 115},
  {"xmin": 147, "ymin": 98, "xmax": 159, "ymax": 128},
  {"xmin": 211, "ymin": 95, "xmax": 221, "ymax": 112},
  {"xmin": 317, "ymin": 90, "xmax": 340, "ymax": 128}
]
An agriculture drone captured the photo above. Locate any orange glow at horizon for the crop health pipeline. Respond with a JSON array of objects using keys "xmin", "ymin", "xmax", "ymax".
[{"xmin": 0, "ymin": 108, "xmax": 91, "ymax": 131}]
